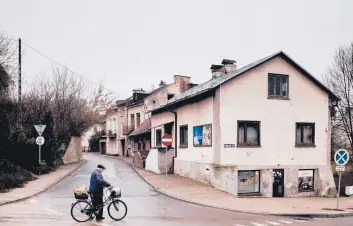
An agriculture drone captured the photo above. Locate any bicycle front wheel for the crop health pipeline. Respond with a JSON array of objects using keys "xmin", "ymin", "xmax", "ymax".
[
  {"xmin": 70, "ymin": 200, "xmax": 94, "ymax": 222},
  {"xmin": 108, "ymin": 199, "xmax": 127, "ymax": 221}
]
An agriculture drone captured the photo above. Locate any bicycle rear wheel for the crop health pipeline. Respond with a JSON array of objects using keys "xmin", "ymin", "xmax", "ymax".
[
  {"xmin": 107, "ymin": 199, "xmax": 127, "ymax": 221},
  {"xmin": 71, "ymin": 200, "xmax": 94, "ymax": 222}
]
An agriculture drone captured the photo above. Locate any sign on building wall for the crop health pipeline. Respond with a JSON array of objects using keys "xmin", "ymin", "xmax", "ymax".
[
  {"xmin": 298, "ymin": 169, "xmax": 314, "ymax": 192},
  {"xmin": 193, "ymin": 124, "xmax": 212, "ymax": 147}
]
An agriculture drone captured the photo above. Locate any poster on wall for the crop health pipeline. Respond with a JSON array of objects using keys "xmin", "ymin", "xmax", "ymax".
[
  {"xmin": 193, "ymin": 124, "xmax": 212, "ymax": 147},
  {"xmin": 298, "ymin": 169, "xmax": 314, "ymax": 192}
]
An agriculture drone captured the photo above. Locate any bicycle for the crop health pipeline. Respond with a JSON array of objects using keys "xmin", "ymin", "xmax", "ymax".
[{"xmin": 70, "ymin": 186, "xmax": 128, "ymax": 222}]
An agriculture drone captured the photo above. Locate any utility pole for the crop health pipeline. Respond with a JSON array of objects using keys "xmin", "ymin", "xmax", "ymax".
[{"xmin": 18, "ymin": 38, "xmax": 22, "ymax": 128}]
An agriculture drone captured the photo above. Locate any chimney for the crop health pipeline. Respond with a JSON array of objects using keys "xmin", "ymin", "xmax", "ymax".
[
  {"xmin": 159, "ymin": 80, "xmax": 167, "ymax": 87},
  {"xmin": 210, "ymin": 64, "xmax": 224, "ymax": 78},
  {"xmin": 132, "ymin": 88, "xmax": 148, "ymax": 102},
  {"xmin": 173, "ymin": 75, "xmax": 191, "ymax": 92},
  {"xmin": 222, "ymin": 59, "xmax": 237, "ymax": 74}
]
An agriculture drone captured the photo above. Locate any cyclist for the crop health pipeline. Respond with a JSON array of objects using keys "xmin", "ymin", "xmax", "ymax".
[{"xmin": 89, "ymin": 164, "xmax": 111, "ymax": 221}]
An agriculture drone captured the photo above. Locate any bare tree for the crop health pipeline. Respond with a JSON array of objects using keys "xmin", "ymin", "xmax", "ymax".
[
  {"xmin": 324, "ymin": 42, "xmax": 353, "ymax": 152},
  {"xmin": 22, "ymin": 66, "xmax": 115, "ymax": 142}
]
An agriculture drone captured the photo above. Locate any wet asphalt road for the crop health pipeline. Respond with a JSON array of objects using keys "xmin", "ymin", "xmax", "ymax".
[{"xmin": 0, "ymin": 154, "xmax": 352, "ymax": 226}]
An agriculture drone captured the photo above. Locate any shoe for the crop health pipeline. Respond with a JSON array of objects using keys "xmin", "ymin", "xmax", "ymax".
[{"xmin": 96, "ymin": 217, "xmax": 105, "ymax": 221}]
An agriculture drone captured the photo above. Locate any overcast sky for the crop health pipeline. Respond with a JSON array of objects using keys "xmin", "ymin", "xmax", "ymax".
[{"xmin": 1, "ymin": 0, "xmax": 352, "ymax": 99}]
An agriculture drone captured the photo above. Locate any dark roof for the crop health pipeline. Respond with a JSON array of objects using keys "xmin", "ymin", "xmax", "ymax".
[
  {"xmin": 210, "ymin": 64, "xmax": 223, "ymax": 70},
  {"xmin": 222, "ymin": 59, "xmax": 236, "ymax": 65},
  {"xmin": 117, "ymin": 97, "xmax": 133, "ymax": 107},
  {"xmin": 128, "ymin": 119, "xmax": 151, "ymax": 137},
  {"xmin": 151, "ymin": 51, "xmax": 339, "ymax": 113}
]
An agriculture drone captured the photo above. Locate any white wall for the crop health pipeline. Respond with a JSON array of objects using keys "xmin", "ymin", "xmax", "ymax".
[
  {"xmin": 176, "ymin": 97, "xmax": 214, "ymax": 163},
  {"xmin": 145, "ymin": 148, "xmax": 161, "ymax": 173},
  {"xmin": 220, "ymin": 56, "xmax": 330, "ymax": 166}
]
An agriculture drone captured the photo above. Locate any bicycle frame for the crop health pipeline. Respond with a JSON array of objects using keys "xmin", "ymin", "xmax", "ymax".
[{"xmin": 88, "ymin": 188, "xmax": 118, "ymax": 214}]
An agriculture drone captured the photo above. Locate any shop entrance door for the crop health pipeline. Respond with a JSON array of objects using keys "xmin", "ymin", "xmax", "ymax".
[{"xmin": 272, "ymin": 169, "xmax": 284, "ymax": 197}]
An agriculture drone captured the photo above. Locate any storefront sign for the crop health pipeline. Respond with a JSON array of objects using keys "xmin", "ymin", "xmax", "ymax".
[
  {"xmin": 298, "ymin": 170, "xmax": 313, "ymax": 177},
  {"xmin": 193, "ymin": 124, "xmax": 212, "ymax": 147}
]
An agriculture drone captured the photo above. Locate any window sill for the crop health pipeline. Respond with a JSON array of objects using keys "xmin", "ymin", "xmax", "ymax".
[
  {"xmin": 179, "ymin": 145, "xmax": 188, "ymax": 149},
  {"xmin": 238, "ymin": 192, "xmax": 262, "ymax": 197},
  {"xmin": 237, "ymin": 145, "xmax": 261, "ymax": 148},
  {"xmin": 299, "ymin": 190, "xmax": 315, "ymax": 193},
  {"xmin": 295, "ymin": 144, "xmax": 316, "ymax": 148},
  {"xmin": 267, "ymin": 96, "xmax": 290, "ymax": 100}
]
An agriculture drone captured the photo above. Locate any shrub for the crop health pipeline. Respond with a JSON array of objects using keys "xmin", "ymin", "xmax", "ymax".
[
  {"xmin": 88, "ymin": 131, "xmax": 104, "ymax": 152},
  {"xmin": 0, "ymin": 158, "xmax": 36, "ymax": 192}
]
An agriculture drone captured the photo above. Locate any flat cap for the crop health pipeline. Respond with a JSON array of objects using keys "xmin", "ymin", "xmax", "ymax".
[{"xmin": 97, "ymin": 164, "xmax": 106, "ymax": 169}]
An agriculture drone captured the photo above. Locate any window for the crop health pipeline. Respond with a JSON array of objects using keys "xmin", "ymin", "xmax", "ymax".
[
  {"xmin": 138, "ymin": 140, "xmax": 142, "ymax": 151},
  {"xmin": 142, "ymin": 138, "xmax": 146, "ymax": 150},
  {"xmin": 164, "ymin": 123, "xmax": 173, "ymax": 136},
  {"xmin": 168, "ymin": 94, "xmax": 175, "ymax": 100},
  {"xmin": 130, "ymin": 114, "xmax": 135, "ymax": 128},
  {"xmin": 296, "ymin": 123, "xmax": 315, "ymax": 147},
  {"xmin": 136, "ymin": 113, "xmax": 141, "ymax": 127},
  {"xmin": 268, "ymin": 73, "xmax": 288, "ymax": 98},
  {"xmin": 156, "ymin": 129, "xmax": 162, "ymax": 146},
  {"xmin": 238, "ymin": 170, "xmax": 260, "ymax": 194},
  {"xmin": 237, "ymin": 121, "xmax": 260, "ymax": 147},
  {"xmin": 180, "ymin": 125, "xmax": 188, "ymax": 147},
  {"xmin": 298, "ymin": 169, "xmax": 315, "ymax": 192}
]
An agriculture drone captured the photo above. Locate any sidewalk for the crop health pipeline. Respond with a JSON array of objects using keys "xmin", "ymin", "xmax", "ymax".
[
  {"xmin": 0, "ymin": 160, "xmax": 86, "ymax": 206},
  {"xmin": 135, "ymin": 168, "xmax": 353, "ymax": 218}
]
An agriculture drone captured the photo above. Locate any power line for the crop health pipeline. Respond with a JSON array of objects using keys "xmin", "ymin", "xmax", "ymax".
[{"xmin": 21, "ymin": 41, "xmax": 119, "ymax": 96}]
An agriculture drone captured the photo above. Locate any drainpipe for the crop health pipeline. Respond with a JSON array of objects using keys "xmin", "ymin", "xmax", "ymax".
[{"xmin": 166, "ymin": 107, "xmax": 177, "ymax": 174}]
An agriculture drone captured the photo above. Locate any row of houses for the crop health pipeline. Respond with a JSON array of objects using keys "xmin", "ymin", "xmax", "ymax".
[{"xmin": 82, "ymin": 50, "xmax": 339, "ymax": 198}]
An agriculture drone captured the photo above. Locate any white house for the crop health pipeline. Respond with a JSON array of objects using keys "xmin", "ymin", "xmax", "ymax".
[{"xmin": 148, "ymin": 51, "xmax": 339, "ymax": 198}]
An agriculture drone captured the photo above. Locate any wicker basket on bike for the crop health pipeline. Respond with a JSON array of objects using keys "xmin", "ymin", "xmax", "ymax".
[{"xmin": 73, "ymin": 185, "xmax": 89, "ymax": 200}]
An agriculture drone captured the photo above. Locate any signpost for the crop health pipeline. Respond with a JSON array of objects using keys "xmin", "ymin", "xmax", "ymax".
[
  {"xmin": 334, "ymin": 149, "xmax": 350, "ymax": 210},
  {"xmin": 34, "ymin": 125, "xmax": 46, "ymax": 165},
  {"xmin": 162, "ymin": 134, "xmax": 172, "ymax": 186}
]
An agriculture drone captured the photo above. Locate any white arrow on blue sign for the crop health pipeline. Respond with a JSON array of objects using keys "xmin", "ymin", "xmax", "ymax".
[{"xmin": 334, "ymin": 149, "xmax": 350, "ymax": 166}]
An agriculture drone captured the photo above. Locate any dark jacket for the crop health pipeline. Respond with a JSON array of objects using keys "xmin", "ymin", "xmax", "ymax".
[{"xmin": 89, "ymin": 169, "xmax": 110, "ymax": 196}]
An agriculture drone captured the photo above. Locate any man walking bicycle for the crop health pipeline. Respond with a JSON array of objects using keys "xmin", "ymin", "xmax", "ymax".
[{"xmin": 89, "ymin": 164, "xmax": 111, "ymax": 221}]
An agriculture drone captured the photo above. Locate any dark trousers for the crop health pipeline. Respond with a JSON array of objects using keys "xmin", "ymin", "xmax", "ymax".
[{"xmin": 92, "ymin": 195, "xmax": 104, "ymax": 218}]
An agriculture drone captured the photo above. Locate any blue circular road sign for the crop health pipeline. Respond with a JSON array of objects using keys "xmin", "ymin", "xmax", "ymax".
[{"xmin": 334, "ymin": 149, "xmax": 350, "ymax": 166}]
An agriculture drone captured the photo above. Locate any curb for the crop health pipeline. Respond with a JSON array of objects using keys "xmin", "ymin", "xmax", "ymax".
[
  {"xmin": 129, "ymin": 166, "xmax": 353, "ymax": 219},
  {"xmin": 0, "ymin": 160, "xmax": 87, "ymax": 207}
]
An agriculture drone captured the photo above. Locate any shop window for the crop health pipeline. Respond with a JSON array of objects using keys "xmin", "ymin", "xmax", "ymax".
[
  {"xmin": 180, "ymin": 125, "xmax": 188, "ymax": 147},
  {"xmin": 156, "ymin": 129, "xmax": 162, "ymax": 147},
  {"xmin": 298, "ymin": 169, "xmax": 315, "ymax": 192},
  {"xmin": 238, "ymin": 170, "xmax": 260, "ymax": 194},
  {"xmin": 296, "ymin": 123, "xmax": 315, "ymax": 147},
  {"xmin": 237, "ymin": 121, "xmax": 260, "ymax": 147}
]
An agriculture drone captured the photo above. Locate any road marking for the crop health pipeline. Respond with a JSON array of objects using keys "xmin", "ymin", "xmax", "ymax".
[
  {"xmin": 28, "ymin": 199, "xmax": 37, "ymax": 203},
  {"xmin": 292, "ymin": 219, "xmax": 307, "ymax": 223},
  {"xmin": 233, "ymin": 224, "xmax": 245, "ymax": 226},
  {"xmin": 265, "ymin": 221, "xmax": 282, "ymax": 225},
  {"xmin": 250, "ymin": 223, "xmax": 268, "ymax": 226},
  {"xmin": 278, "ymin": 220, "xmax": 293, "ymax": 224}
]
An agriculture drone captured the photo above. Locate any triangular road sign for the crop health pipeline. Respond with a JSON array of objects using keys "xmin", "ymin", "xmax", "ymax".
[{"xmin": 34, "ymin": 125, "xmax": 46, "ymax": 136}]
